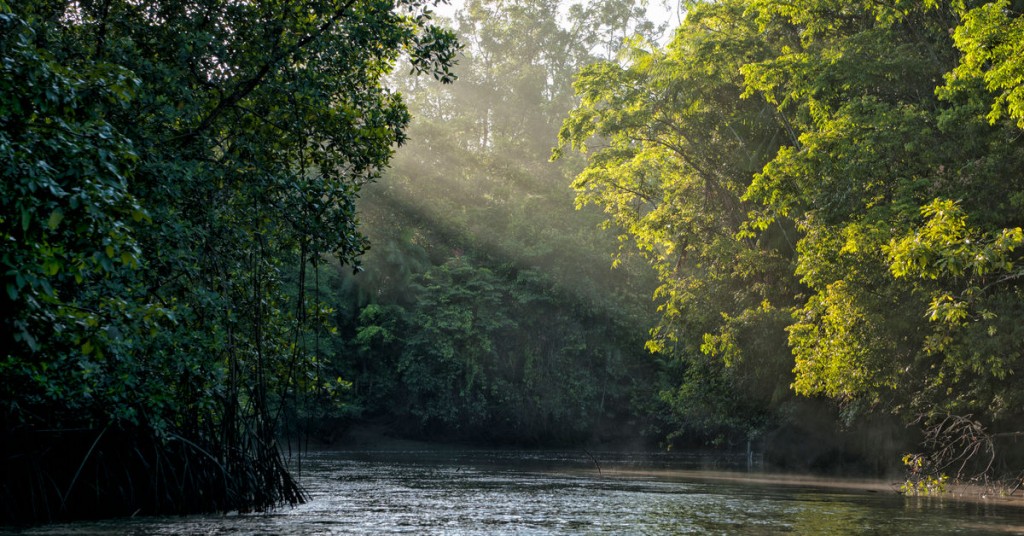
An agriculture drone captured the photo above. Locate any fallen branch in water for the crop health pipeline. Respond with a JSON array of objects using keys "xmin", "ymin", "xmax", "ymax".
[{"xmin": 583, "ymin": 449, "xmax": 602, "ymax": 476}]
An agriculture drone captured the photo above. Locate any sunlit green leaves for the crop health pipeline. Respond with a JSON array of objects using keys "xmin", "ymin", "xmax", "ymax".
[
  {"xmin": 887, "ymin": 199, "xmax": 1024, "ymax": 283},
  {"xmin": 943, "ymin": 0, "xmax": 1024, "ymax": 128},
  {"xmin": 556, "ymin": 0, "xmax": 804, "ymax": 444},
  {"xmin": 738, "ymin": 0, "xmax": 1024, "ymax": 471},
  {"xmin": 561, "ymin": 0, "xmax": 1024, "ymax": 462}
]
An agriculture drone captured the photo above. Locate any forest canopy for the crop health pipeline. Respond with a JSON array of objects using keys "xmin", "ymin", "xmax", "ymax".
[{"xmin": 555, "ymin": 0, "xmax": 1024, "ymax": 483}]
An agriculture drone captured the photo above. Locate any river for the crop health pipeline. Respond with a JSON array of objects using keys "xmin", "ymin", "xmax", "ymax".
[{"xmin": 6, "ymin": 449, "xmax": 1024, "ymax": 535}]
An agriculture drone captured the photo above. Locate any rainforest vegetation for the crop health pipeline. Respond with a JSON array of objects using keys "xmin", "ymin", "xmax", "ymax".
[
  {"xmin": 0, "ymin": 0, "xmax": 456, "ymax": 523},
  {"xmin": 3, "ymin": 0, "xmax": 1024, "ymax": 526}
]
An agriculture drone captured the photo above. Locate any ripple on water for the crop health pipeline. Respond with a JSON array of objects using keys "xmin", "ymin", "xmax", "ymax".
[{"xmin": 7, "ymin": 451, "xmax": 1024, "ymax": 535}]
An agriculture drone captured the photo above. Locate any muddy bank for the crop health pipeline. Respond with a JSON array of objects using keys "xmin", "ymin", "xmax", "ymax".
[{"xmin": 586, "ymin": 467, "xmax": 1024, "ymax": 508}]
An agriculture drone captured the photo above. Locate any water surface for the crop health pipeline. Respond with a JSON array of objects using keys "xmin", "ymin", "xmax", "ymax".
[{"xmin": 9, "ymin": 449, "xmax": 1024, "ymax": 535}]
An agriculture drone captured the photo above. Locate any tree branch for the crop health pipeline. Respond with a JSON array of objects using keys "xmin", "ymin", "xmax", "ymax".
[{"xmin": 172, "ymin": 0, "xmax": 361, "ymax": 146}]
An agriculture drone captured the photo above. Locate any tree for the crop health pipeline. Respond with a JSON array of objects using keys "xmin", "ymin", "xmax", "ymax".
[
  {"xmin": 740, "ymin": 0, "xmax": 1024, "ymax": 479},
  {"xmin": 555, "ymin": 0, "xmax": 802, "ymax": 446},
  {"xmin": 558, "ymin": 0, "xmax": 1024, "ymax": 475},
  {"xmin": 1, "ymin": 0, "xmax": 456, "ymax": 522}
]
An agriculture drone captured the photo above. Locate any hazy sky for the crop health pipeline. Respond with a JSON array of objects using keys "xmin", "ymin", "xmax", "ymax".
[{"xmin": 432, "ymin": 0, "xmax": 684, "ymax": 34}]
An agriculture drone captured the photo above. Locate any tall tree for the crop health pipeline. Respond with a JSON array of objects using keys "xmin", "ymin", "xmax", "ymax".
[
  {"xmin": 555, "ymin": 0, "xmax": 802, "ymax": 446},
  {"xmin": 743, "ymin": 0, "xmax": 1024, "ymax": 479},
  {"xmin": 558, "ymin": 0, "xmax": 1024, "ymax": 476},
  {"xmin": 1, "ymin": 0, "xmax": 455, "ymax": 522}
]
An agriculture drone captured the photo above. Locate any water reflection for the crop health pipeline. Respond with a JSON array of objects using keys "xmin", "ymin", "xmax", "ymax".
[{"xmin": 7, "ymin": 450, "xmax": 1024, "ymax": 535}]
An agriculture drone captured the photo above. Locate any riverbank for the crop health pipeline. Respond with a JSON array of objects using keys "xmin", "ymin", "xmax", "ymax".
[
  {"xmin": 293, "ymin": 424, "xmax": 1024, "ymax": 509},
  {"xmin": 585, "ymin": 467, "xmax": 1024, "ymax": 509},
  {"xmin": 11, "ymin": 448, "xmax": 1024, "ymax": 535}
]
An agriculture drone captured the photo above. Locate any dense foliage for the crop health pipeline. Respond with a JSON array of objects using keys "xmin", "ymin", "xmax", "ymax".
[
  {"xmin": 1, "ymin": 0, "xmax": 455, "ymax": 523},
  {"xmin": 7, "ymin": 0, "xmax": 1024, "ymax": 523},
  {"xmin": 316, "ymin": 0, "xmax": 670, "ymax": 446},
  {"xmin": 557, "ymin": 0, "xmax": 1024, "ymax": 482}
]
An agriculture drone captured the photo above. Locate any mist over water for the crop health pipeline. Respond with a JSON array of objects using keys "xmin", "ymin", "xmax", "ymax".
[{"xmin": 11, "ymin": 450, "xmax": 1024, "ymax": 535}]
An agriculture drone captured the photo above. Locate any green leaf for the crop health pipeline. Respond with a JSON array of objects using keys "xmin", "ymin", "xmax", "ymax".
[{"xmin": 47, "ymin": 209, "xmax": 64, "ymax": 230}]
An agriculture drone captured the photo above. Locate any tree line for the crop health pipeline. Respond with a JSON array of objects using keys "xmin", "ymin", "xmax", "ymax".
[
  {"xmin": 555, "ymin": 0, "xmax": 1024, "ymax": 486},
  {"xmin": 308, "ymin": 0, "xmax": 670, "ymax": 446}
]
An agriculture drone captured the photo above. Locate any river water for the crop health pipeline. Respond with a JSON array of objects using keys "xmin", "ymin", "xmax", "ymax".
[{"xmin": 8, "ymin": 449, "xmax": 1024, "ymax": 535}]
